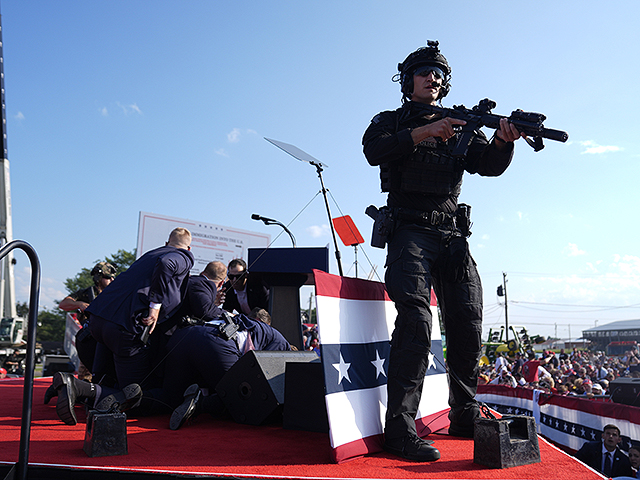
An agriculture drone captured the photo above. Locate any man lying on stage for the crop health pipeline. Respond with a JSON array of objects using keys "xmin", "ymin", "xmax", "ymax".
[
  {"xmin": 160, "ymin": 261, "xmax": 291, "ymax": 429},
  {"xmin": 164, "ymin": 308, "xmax": 291, "ymax": 430}
]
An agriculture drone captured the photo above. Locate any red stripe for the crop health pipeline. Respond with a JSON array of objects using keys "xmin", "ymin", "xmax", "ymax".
[
  {"xmin": 313, "ymin": 269, "xmax": 390, "ymax": 301},
  {"xmin": 538, "ymin": 391, "xmax": 640, "ymax": 423},
  {"xmin": 331, "ymin": 410, "xmax": 450, "ymax": 464},
  {"xmin": 416, "ymin": 408, "xmax": 451, "ymax": 437},
  {"xmin": 313, "ymin": 270, "xmax": 438, "ymax": 306},
  {"xmin": 332, "ymin": 433, "xmax": 384, "ymax": 464},
  {"xmin": 479, "ymin": 384, "xmax": 640, "ymax": 424}
]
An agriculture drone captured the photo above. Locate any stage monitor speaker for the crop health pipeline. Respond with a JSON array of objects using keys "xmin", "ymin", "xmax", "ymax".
[
  {"xmin": 474, "ymin": 415, "xmax": 540, "ymax": 469},
  {"xmin": 283, "ymin": 362, "xmax": 328, "ymax": 433},
  {"xmin": 42, "ymin": 354, "xmax": 74, "ymax": 377},
  {"xmin": 216, "ymin": 350, "xmax": 319, "ymax": 426},
  {"xmin": 610, "ymin": 377, "xmax": 640, "ymax": 406}
]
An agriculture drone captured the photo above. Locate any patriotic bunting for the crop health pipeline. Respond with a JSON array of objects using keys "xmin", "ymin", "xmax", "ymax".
[{"xmin": 314, "ymin": 269, "xmax": 449, "ymax": 463}]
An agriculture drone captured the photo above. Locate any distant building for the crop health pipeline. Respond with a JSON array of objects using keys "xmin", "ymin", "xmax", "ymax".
[
  {"xmin": 582, "ymin": 319, "xmax": 640, "ymax": 351},
  {"xmin": 537, "ymin": 338, "xmax": 590, "ymax": 352}
]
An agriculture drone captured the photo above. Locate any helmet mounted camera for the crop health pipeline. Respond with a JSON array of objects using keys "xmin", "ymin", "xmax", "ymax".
[{"xmin": 393, "ymin": 40, "xmax": 451, "ymax": 103}]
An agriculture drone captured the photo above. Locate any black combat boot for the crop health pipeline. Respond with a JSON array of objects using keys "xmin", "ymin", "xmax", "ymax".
[
  {"xmin": 448, "ymin": 403, "xmax": 480, "ymax": 438},
  {"xmin": 384, "ymin": 435, "xmax": 440, "ymax": 462},
  {"xmin": 55, "ymin": 372, "xmax": 97, "ymax": 425}
]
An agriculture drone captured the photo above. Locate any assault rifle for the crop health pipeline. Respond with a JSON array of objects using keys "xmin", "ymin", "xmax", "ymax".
[{"xmin": 409, "ymin": 98, "xmax": 568, "ymax": 154}]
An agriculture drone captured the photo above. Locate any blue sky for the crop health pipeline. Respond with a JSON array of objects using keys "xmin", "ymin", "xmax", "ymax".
[{"xmin": 2, "ymin": 0, "xmax": 639, "ymax": 341}]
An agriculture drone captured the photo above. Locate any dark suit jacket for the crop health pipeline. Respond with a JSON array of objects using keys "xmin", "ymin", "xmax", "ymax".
[
  {"xmin": 222, "ymin": 274, "xmax": 269, "ymax": 314},
  {"xmin": 86, "ymin": 245, "xmax": 194, "ymax": 333},
  {"xmin": 173, "ymin": 274, "xmax": 224, "ymax": 322},
  {"xmin": 236, "ymin": 314, "xmax": 290, "ymax": 351},
  {"xmin": 574, "ymin": 440, "xmax": 633, "ymax": 477}
]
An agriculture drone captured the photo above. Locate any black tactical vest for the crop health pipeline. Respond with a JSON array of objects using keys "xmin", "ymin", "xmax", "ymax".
[{"xmin": 380, "ymin": 106, "xmax": 464, "ymax": 196}]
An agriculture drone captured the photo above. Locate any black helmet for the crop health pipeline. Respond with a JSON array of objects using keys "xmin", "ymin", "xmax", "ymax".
[
  {"xmin": 394, "ymin": 40, "xmax": 451, "ymax": 102},
  {"xmin": 90, "ymin": 261, "xmax": 117, "ymax": 285}
]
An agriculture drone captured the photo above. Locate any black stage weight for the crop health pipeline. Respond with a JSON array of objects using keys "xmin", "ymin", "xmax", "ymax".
[
  {"xmin": 474, "ymin": 415, "xmax": 540, "ymax": 469},
  {"xmin": 83, "ymin": 411, "xmax": 128, "ymax": 457}
]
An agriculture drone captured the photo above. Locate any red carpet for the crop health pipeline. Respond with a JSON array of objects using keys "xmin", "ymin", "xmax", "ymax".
[{"xmin": 0, "ymin": 378, "xmax": 605, "ymax": 479}]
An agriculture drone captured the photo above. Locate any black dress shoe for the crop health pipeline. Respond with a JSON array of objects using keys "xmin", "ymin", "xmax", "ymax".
[
  {"xmin": 170, "ymin": 384, "xmax": 201, "ymax": 430},
  {"xmin": 95, "ymin": 384, "xmax": 142, "ymax": 413},
  {"xmin": 55, "ymin": 372, "xmax": 79, "ymax": 425},
  {"xmin": 384, "ymin": 436, "xmax": 440, "ymax": 462}
]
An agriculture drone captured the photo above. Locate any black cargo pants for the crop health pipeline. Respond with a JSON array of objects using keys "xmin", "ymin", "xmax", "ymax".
[{"xmin": 383, "ymin": 220, "xmax": 483, "ymax": 441}]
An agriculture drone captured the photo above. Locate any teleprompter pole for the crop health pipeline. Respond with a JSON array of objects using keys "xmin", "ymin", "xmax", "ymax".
[{"xmin": 264, "ymin": 138, "xmax": 344, "ymax": 276}]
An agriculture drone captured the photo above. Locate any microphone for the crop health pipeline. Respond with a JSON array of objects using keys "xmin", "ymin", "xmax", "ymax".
[
  {"xmin": 251, "ymin": 214, "xmax": 277, "ymax": 224},
  {"xmin": 250, "ymin": 214, "xmax": 296, "ymax": 247}
]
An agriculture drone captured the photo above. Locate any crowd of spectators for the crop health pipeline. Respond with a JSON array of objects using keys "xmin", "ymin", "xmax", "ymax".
[
  {"xmin": 302, "ymin": 324, "xmax": 320, "ymax": 355},
  {"xmin": 478, "ymin": 346, "xmax": 640, "ymax": 397}
]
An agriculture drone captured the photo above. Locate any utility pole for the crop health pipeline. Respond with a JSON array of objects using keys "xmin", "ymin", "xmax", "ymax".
[
  {"xmin": 496, "ymin": 272, "xmax": 508, "ymax": 343},
  {"xmin": 0, "ymin": 14, "xmax": 17, "ymax": 320}
]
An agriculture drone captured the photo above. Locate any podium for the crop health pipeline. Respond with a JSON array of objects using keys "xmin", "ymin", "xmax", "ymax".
[{"xmin": 248, "ymin": 247, "xmax": 329, "ymax": 350}]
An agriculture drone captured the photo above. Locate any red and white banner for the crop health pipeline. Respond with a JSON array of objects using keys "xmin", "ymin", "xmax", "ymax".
[
  {"xmin": 314, "ymin": 270, "xmax": 449, "ymax": 463},
  {"xmin": 478, "ymin": 384, "xmax": 640, "ymax": 452}
]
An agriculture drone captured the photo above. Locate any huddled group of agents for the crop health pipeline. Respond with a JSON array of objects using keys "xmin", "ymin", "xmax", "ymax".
[{"xmin": 48, "ymin": 227, "xmax": 290, "ymax": 430}]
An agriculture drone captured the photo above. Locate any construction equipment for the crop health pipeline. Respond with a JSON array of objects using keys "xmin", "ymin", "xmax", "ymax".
[{"xmin": 479, "ymin": 325, "xmax": 540, "ymax": 365}]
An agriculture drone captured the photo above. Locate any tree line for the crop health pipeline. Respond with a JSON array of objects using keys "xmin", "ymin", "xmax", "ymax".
[{"xmin": 24, "ymin": 249, "xmax": 135, "ymax": 343}]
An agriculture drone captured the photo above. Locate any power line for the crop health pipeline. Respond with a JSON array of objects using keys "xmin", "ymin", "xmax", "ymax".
[
  {"xmin": 486, "ymin": 270, "xmax": 640, "ymax": 279},
  {"xmin": 510, "ymin": 300, "xmax": 640, "ymax": 310}
]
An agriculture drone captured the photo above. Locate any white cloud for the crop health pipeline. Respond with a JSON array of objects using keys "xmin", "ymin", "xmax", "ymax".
[
  {"xmin": 307, "ymin": 224, "xmax": 330, "ymax": 238},
  {"xmin": 116, "ymin": 102, "xmax": 143, "ymax": 116},
  {"xmin": 610, "ymin": 254, "xmax": 640, "ymax": 277},
  {"xmin": 227, "ymin": 128, "xmax": 241, "ymax": 143},
  {"xmin": 226, "ymin": 128, "xmax": 258, "ymax": 143},
  {"xmin": 215, "ymin": 148, "xmax": 229, "ymax": 157},
  {"xmin": 579, "ymin": 140, "xmax": 622, "ymax": 155},
  {"xmin": 15, "ymin": 112, "xmax": 25, "ymax": 121},
  {"xmin": 100, "ymin": 107, "xmax": 108, "ymax": 117},
  {"xmin": 564, "ymin": 243, "xmax": 586, "ymax": 257},
  {"xmin": 129, "ymin": 103, "xmax": 142, "ymax": 115},
  {"xmin": 517, "ymin": 254, "xmax": 640, "ymax": 307}
]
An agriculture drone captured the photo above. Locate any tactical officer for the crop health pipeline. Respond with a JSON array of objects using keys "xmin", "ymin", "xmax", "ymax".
[
  {"xmin": 58, "ymin": 261, "xmax": 117, "ymax": 376},
  {"xmin": 363, "ymin": 41, "xmax": 523, "ymax": 462},
  {"xmin": 59, "ymin": 262, "xmax": 117, "ymax": 322}
]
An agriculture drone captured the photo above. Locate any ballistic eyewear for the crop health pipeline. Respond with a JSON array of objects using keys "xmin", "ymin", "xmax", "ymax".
[{"xmin": 414, "ymin": 65, "xmax": 445, "ymax": 79}]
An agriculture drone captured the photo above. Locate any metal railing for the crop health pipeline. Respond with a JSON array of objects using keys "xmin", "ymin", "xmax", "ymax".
[{"xmin": 1, "ymin": 240, "xmax": 41, "ymax": 480}]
